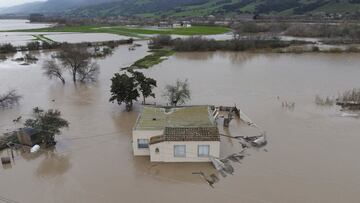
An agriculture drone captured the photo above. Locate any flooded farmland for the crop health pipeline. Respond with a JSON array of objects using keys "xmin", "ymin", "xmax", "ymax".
[
  {"xmin": 1, "ymin": 40, "xmax": 360, "ymax": 203},
  {"xmin": 0, "ymin": 19, "xmax": 132, "ymax": 46},
  {"xmin": 0, "ymin": 19, "xmax": 51, "ymax": 31}
]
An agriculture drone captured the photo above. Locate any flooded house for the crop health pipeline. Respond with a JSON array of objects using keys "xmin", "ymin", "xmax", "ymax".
[
  {"xmin": 132, "ymin": 106, "xmax": 220, "ymax": 162},
  {"xmin": 16, "ymin": 127, "xmax": 41, "ymax": 146}
]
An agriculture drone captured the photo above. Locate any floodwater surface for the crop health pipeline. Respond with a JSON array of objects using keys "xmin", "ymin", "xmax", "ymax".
[
  {"xmin": 0, "ymin": 19, "xmax": 51, "ymax": 31},
  {"xmin": 45, "ymin": 33, "xmax": 132, "ymax": 43},
  {"xmin": 0, "ymin": 20, "xmax": 52, "ymax": 46},
  {"xmin": 1, "ymin": 43, "xmax": 360, "ymax": 203}
]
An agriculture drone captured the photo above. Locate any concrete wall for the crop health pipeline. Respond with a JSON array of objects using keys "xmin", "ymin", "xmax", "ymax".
[
  {"xmin": 149, "ymin": 141, "xmax": 220, "ymax": 162},
  {"xmin": 132, "ymin": 130, "xmax": 163, "ymax": 156}
]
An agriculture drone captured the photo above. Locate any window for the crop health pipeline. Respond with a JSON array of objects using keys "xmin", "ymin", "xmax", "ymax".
[
  {"xmin": 198, "ymin": 145, "xmax": 210, "ymax": 157},
  {"xmin": 174, "ymin": 145, "xmax": 186, "ymax": 157},
  {"xmin": 138, "ymin": 139, "xmax": 149, "ymax": 149}
]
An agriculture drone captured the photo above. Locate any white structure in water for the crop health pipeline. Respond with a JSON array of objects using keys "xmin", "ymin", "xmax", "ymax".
[{"xmin": 132, "ymin": 106, "xmax": 220, "ymax": 162}]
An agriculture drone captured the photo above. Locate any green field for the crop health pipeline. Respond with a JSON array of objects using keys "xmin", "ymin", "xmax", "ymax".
[
  {"xmin": 131, "ymin": 49, "xmax": 175, "ymax": 69},
  {"xmin": 9, "ymin": 25, "xmax": 231, "ymax": 38}
]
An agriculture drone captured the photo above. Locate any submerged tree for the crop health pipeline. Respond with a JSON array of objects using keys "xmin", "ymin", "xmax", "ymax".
[
  {"xmin": 42, "ymin": 60, "xmax": 66, "ymax": 84},
  {"xmin": 24, "ymin": 107, "xmax": 69, "ymax": 147},
  {"xmin": 163, "ymin": 79, "xmax": 191, "ymax": 106},
  {"xmin": 77, "ymin": 62, "xmax": 100, "ymax": 83},
  {"xmin": 58, "ymin": 45, "xmax": 99, "ymax": 83},
  {"xmin": 0, "ymin": 89, "xmax": 22, "ymax": 108},
  {"xmin": 129, "ymin": 70, "xmax": 157, "ymax": 104},
  {"xmin": 110, "ymin": 73, "xmax": 140, "ymax": 111},
  {"xmin": 338, "ymin": 88, "xmax": 360, "ymax": 103},
  {"xmin": 110, "ymin": 70, "xmax": 157, "ymax": 111}
]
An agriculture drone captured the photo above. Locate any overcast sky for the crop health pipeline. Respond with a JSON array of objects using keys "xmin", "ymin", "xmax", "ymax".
[{"xmin": 0, "ymin": 0, "xmax": 45, "ymax": 8}]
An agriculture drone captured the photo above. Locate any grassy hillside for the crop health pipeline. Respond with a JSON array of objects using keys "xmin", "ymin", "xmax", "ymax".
[
  {"xmin": 2, "ymin": 0, "xmax": 360, "ymax": 16},
  {"xmin": 67, "ymin": 0, "xmax": 360, "ymax": 17}
]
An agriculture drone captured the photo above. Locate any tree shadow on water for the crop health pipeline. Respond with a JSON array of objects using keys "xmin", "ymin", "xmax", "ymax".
[{"xmin": 35, "ymin": 151, "xmax": 72, "ymax": 178}]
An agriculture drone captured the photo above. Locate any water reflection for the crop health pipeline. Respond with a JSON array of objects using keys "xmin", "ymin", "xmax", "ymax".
[
  {"xmin": 174, "ymin": 51, "xmax": 260, "ymax": 66},
  {"xmin": 36, "ymin": 152, "xmax": 71, "ymax": 178},
  {"xmin": 174, "ymin": 52, "xmax": 216, "ymax": 61}
]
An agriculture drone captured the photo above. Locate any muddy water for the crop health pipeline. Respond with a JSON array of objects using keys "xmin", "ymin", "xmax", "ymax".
[{"xmin": 1, "ymin": 43, "xmax": 360, "ymax": 203}]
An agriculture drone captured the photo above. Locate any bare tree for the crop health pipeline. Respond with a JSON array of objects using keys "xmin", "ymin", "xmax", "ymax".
[
  {"xmin": 0, "ymin": 89, "xmax": 22, "ymax": 108},
  {"xmin": 58, "ymin": 45, "xmax": 99, "ymax": 83},
  {"xmin": 42, "ymin": 59, "xmax": 65, "ymax": 84},
  {"xmin": 77, "ymin": 62, "xmax": 100, "ymax": 83},
  {"xmin": 163, "ymin": 79, "xmax": 191, "ymax": 106}
]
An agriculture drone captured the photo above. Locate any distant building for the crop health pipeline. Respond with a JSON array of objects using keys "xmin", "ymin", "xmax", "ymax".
[
  {"xmin": 172, "ymin": 23, "xmax": 182, "ymax": 28},
  {"xmin": 158, "ymin": 21, "xmax": 192, "ymax": 29},
  {"xmin": 158, "ymin": 21, "xmax": 171, "ymax": 28},
  {"xmin": 132, "ymin": 106, "xmax": 220, "ymax": 162}
]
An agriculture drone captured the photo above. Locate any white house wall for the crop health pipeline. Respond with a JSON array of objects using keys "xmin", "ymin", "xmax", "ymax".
[
  {"xmin": 149, "ymin": 141, "xmax": 220, "ymax": 162},
  {"xmin": 132, "ymin": 130, "xmax": 163, "ymax": 156}
]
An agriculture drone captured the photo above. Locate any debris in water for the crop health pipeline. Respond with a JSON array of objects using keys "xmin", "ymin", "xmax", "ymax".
[
  {"xmin": 1, "ymin": 157, "xmax": 11, "ymax": 165},
  {"xmin": 340, "ymin": 112, "xmax": 359, "ymax": 118},
  {"xmin": 192, "ymin": 172, "xmax": 220, "ymax": 188},
  {"xmin": 12, "ymin": 116, "xmax": 22, "ymax": 123},
  {"xmin": 210, "ymin": 156, "xmax": 234, "ymax": 177},
  {"xmin": 30, "ymin": 145, "xmax": 40, "ymax": 153}
]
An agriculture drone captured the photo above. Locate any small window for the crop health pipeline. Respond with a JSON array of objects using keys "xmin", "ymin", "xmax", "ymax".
[
  {"xmin": 198, "ymin": 145, "xmax": 210, "ymax": 157},
  {"xmin": 138, "ymin": 139, "xmax": 149, "ymax": 149},
  {"xmin": 155, "ymin": 148, "xmax": 160, "ymax": 153},
  {"xmin": 174, "ymin": 145, "xmax": 186, "ymax": 157}
]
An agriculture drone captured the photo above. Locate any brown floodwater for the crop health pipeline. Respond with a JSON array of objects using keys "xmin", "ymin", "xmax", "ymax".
[{"xmin": 1, "ymin": 42, "xmax": 360, "ymax": 203}]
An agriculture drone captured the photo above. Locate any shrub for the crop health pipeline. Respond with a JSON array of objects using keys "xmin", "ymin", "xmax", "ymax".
[{"xmin": 0, "ymin": 43, "xmax": 17, "ymax": 53}]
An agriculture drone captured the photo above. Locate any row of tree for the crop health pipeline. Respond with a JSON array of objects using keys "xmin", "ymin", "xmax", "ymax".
[{"xmin": 109, "ymin": 69, "xmax": 191, "ymax": 111}]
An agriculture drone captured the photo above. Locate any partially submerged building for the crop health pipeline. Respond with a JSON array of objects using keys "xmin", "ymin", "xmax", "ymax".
[
  {"xmin": 17, "ymin": 127, "xmax": 41, "ymax": 146},
  {"xmin": 132, "ymin": 106, "xmax": 220, "ymax": 162}
]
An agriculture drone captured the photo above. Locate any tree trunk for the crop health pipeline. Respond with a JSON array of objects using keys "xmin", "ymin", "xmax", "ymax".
[
  {"xmin": 126, "ymin": 101, "xmax": 133, "ymax": 112},
  {"xmin": 143, "ymin": 95, "xmax": 146, "ymax": 105},
  {"xmin": 72, "ymin": 71, "xmax": 77, "ymax": 83},
  {"xmin": 60, "ymin": 76, "xmax": 65, "ymax": 85}
]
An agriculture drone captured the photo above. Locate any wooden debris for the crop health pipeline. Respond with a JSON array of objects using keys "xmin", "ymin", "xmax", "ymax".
[
  {"xmin": 1, "ymin": 157, "xmax": 11, "ymax": 165},
  {"xmin": 192, "ymin": 172, "xmax": 220, "ymax": 188}
]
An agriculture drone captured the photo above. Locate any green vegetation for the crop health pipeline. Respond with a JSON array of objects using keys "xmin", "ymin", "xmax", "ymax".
[
  {"xmin": 65, "ymin": 0, "xmax": 360, "ymax": 17},
  {"xmin": 3, "ymin": 0, "xmax": 360, "ymax": 18},
  {"xmin": 0, "ymin": 43, "xmax": 17, "ymax": 54},
  {"xmin": 109, "ymin": 70, "xmax": 157, "ymax": 111},
  {"xmin": 24, "ymin": 107, "xmax": 69, "ymax": 146},
  {"xmin": 9, "ymin": 25, "xmax": 230, "ymax": 37},
  {"xmin": 130, "ymin": 49, "xmax": 175, "ymax": 69},
  {"xmin": 163, "ymin": 79, "xmax": 191, "ymax": 106},
  {"xmin": 33, "ymin": 34, "xmax": 55, "ymax": 44}
]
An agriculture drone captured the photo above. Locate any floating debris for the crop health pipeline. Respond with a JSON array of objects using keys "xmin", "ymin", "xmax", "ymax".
[
  {"xmin": 1, "ymin": 157, "xmax": 11, "ymax": 165},
  {"xmin": 30, "ymin": 145, "xmax": 40, "ymax": 153},
  {"xmin": 12, "ymin": 116, "xmax": 22, "ymax": 123},
  {"xmin": 223, "ymin": 153, "xmax": 245, "ymax": 163},
  {"xmin": 192, "ymin": 172, "xmax": 220, "ymax": 188},
  {"xmin": 340, "ymin": 112, "xmax": 359, "ymax": 118},
  {"xmin": 210, "ymin": 156, "xmax": 234, "ymax": 177}
]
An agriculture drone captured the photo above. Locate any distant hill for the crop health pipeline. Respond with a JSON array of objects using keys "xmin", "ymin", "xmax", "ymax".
[
  {"xmin": 0, "ymin": 0, "xmax": 117, "ymax": 14},
  {"xmin": 1, "ymin": 0, "xmax": 360, "ymax": 17}
]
